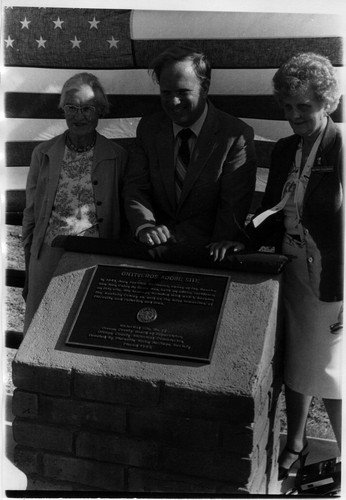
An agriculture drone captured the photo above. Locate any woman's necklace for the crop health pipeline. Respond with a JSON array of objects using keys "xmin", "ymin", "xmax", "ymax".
[{"xmin": 66, "ymin": 133, "xmax": 96, "ymax": 153}]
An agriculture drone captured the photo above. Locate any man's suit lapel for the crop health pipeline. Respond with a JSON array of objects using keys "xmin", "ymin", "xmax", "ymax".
[
  {"xmin": 156, "ymin": 118, "xmax": 177, "ymax": 213},
  {"xmin": 178, "ymin": 104, "xmax": 217, "ymax": 209}
]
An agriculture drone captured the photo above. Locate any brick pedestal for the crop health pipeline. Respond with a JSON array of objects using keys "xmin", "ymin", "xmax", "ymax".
[{"xmin": 12, "ymin": 252, "xmax": 283, "ymax": 493}]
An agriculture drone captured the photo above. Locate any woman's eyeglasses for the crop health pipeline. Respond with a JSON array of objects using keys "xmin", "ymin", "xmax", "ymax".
[{"xmin": 63, "ymin": 104, "xmax": 97, "ymax": 119}]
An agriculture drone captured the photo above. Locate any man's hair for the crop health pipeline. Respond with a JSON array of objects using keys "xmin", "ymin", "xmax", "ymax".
[
  {"xmin": 150, "ymin": 44, "xmax": 211, "ymax": 90},
  {"xmin": 59, "ymin": 72, "xmax": 110, "ymax": 115},
  {"xmin": 273, "ymin": 52, "xmax": 341, "ymax": 113}
]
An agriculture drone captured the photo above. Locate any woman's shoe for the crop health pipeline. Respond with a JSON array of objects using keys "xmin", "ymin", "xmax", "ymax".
[{"xmin": 278, "ymin": 442, "xmax": 309, "ymax": 481}]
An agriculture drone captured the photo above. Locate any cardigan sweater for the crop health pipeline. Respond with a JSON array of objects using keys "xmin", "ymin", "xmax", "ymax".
[{"xmin": 22, "ymin": 131, "xmax": 128, "ymax": 259}]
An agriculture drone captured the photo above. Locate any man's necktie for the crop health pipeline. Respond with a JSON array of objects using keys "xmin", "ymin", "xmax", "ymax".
[{"xmin": 175, "ymin": 128, "xmax": 193, "ymax": 200}]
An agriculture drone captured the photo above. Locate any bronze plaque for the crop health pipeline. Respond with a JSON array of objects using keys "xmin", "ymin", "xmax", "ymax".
[{"xmin": 66, "ymin": 265, "xmax": 230, "ymax": 362}]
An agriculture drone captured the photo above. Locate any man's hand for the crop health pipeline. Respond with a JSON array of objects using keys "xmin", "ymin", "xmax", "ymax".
[
  {"xmin": 138, "ymin": 225, "xmax": 173, "ymax": 246},
  {"xmin": 207, "ymin": 241, "xmax": 245, "ymax": 262}
]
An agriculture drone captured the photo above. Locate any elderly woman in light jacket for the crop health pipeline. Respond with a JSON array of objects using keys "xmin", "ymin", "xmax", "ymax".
[{"xmin": 22, "ymin": 72, "xmax": 127, "ymax": 333}]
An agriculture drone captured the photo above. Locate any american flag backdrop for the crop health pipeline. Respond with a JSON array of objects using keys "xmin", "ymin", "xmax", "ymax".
[{"xmin": 2, "ymin": 7, "xmax": 344, "ymax": 214}]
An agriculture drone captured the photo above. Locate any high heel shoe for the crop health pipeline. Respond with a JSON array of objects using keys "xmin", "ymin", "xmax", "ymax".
[{"xmin": 278, "ymin": 442, "xmax": 309, "ymax": 481}]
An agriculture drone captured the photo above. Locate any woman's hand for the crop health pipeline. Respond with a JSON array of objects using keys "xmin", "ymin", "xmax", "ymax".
[
  {"xmin": 207, "ymin": 241, "xmax": 245, "ymax": 262},
  {"xmin": 138, "ymin": 225, "xmax": 173, "ymax": 246}
]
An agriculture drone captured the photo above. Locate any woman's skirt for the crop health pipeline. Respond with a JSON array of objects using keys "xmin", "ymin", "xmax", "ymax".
[{"xmin": 282, "ymin": 234, "xmax": 342, "ymax": 399}]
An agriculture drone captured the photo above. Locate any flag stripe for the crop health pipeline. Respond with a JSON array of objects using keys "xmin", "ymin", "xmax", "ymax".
[
  {"xmin": 4, "ymin": 93, "xmax": 161, "ymax": 118},
  {"xmin": 6, "ymin": 117, "xmax": 345, "ymax": 153},
  {"xmin": 3, "ymin": 66, "xmax": 345, "ymax": 95},
  {"xmin": 5, "ymin": 93, "xmax": 343, "ymax": 123},
  {"xmin": 131, "ymin": 11, "xmax": 344, "ymax": 39},
  {"xmin": 4, "ymin": 117, "xmax": 292, "ymax": 144},
  {"xmin": 5, "ymin": 167, "xmax": 30, "ymax": 189},
  {"xmin": 132, "ymin": 38, "xmax": 343, "ymax": 69},
  {"xmin": 1, "ymin": 68, "xmax": 157, "ymax": 94},
  {"xmin": 5, "ymin": 138, "xmax": 136, "ymax": 167},
  {"xmin": 5, "ymin": 37, "xmax": 342, "ymax": 70},
  {"xmin": 3, "ymin": 118, "xmax": 141, "ymax": 142}
]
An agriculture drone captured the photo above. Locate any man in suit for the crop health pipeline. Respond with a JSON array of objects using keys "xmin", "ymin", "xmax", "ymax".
[{"xmin": 123, "ymin": 45, "xmax": 257, "ymax": 249}]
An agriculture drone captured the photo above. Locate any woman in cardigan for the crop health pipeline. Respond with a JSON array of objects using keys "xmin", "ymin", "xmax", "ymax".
[
  {"xmin": 210, "ymin": 52, "xmax": 343, "ymax": 479},
  {"xmin": 22, "ymin": 72, "xmax": 127, "ymax": 333}
]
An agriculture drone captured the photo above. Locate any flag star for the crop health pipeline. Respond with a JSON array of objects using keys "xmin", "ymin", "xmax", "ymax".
[
  {"xmin": 5, "ymin": 36, "xmax": 15, "ymax": 48},
  {"xmin": 107, "ymin": 36, "xmax": 119, "ymax": 49},
  {"xmin": 70, "ymin": 36, "xmax": 81, "ymax": 49},
  {"xmin": 36, "ymin": 36, "xmax": 47, "ymax": 48},
  {"xmin": 20, "ymin": 17, "xmax": 31, "ymax": 29},
  {"xmin": 53, "ymin": 17, "xmax": 64, "ymax": 29},
  {"xmin": 88, "ymin": 17, "xmax": 100, "ymax": 29}
]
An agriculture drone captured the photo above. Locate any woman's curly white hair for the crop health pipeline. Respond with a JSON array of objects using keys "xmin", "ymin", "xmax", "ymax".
[{"xmin": 273, "ymin": 52, "xmax": 341, "ymax": 114}]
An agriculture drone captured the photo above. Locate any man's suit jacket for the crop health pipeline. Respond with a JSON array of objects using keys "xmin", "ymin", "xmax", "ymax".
[
  {"xmin": 123, "ymin": 102, "xmax": 257, "ymax": 245},
  {"xmin": 248, "ymin": 116, "xmax": 343, "ymax": 301}
]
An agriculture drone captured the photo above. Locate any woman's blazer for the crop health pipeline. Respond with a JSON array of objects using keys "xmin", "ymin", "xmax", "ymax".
[{"xmin": 256, "ymin": 117, "xmax": 343, "ymax": 301}]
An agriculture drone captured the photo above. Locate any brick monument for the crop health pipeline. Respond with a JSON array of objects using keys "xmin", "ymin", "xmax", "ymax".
[{"xmin": 11, "ymin": 250, "xmax": 283, "ymax": 493}]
